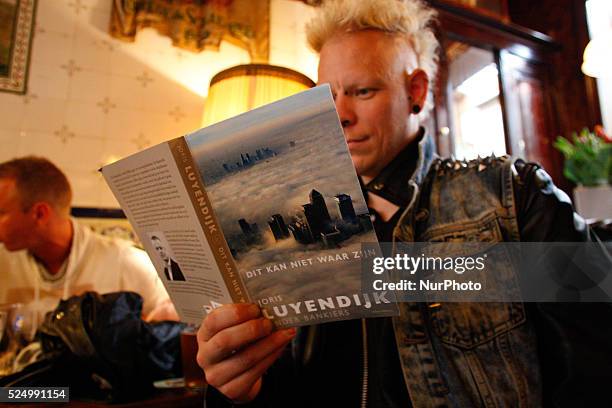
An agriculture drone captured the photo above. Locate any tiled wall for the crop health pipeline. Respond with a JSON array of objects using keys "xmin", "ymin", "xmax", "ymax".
[{"xmin": 0, "ymin": 0, "xmax": 317, "ymax": 208}]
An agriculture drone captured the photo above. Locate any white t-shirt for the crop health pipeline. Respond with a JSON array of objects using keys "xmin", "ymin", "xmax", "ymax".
[{"xmin": 0, "ymin": 219, "xmax": 169, "ymax": 321}]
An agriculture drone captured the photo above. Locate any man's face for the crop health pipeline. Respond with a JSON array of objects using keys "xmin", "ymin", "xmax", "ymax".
[
  {"xmin": 152, "ymin": 238, "xmax": 169, "ymax": 263},
  {"xmin": 0, "ymin": 178, "xmax": 37, "ymax": 251},
  {"xmin": 318, "ymin": 30, "xmax": 420, "ymax": 181}
]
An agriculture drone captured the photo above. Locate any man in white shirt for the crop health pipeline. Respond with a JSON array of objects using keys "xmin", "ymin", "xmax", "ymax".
[{"xmin": 0, "ymin": 156, "xmax": 178, "ymax": 323}]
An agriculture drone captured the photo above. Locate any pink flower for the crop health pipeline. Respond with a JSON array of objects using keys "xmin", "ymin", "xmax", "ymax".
[{"xmin": 594, "ymin": 125, "xmax": 612, "ymax": 143}]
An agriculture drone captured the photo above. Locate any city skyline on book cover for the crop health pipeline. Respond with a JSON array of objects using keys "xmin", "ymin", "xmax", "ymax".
[{"xmin": 185, "ymin": 86, "xmax": 391, "ymax": 322}]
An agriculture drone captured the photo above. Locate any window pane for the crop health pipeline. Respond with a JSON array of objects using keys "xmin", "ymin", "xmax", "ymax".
[{"xmin": 447, "ymin": 44, "xmax": 506, "ymax": 160}]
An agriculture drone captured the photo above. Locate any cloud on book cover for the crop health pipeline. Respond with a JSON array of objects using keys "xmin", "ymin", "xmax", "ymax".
[{"xmin": 202, "ymin": 115, "xmax": 366, "ymax": 238}]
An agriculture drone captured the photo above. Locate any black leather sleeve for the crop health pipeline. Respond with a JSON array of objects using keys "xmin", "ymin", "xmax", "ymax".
[
  {"xmin": 513, "ymin": 159, "xmax": 589, "ymax": 242},
  {"xmin": 513, "ymin": 160, "xmax": 612, "ymax": 407}
]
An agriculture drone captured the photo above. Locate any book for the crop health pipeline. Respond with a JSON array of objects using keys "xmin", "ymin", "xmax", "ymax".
[{"xmin": 101, "ymin": 85, "xmax": 399, "ymax": 328}]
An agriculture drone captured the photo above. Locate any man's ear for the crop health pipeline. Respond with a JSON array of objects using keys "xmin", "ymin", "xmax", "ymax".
[
  {"xmin": 405, "ymin": 68, "xmax": 429, "ymax": 113},
  {"xmin": 31, "ymin": 202, "xmax": 52, "ymax": 224}
]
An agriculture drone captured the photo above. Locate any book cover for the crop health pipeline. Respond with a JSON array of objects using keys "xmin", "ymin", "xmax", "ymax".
[{"xmin": 102, "ymin": 85, "xmax": 398, "ymax": 327}]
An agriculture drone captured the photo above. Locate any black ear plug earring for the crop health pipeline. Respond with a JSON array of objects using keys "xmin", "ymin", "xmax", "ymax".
[{"xmin": 408, "ymin": 96, "xmax": 421, "ymax": 114}]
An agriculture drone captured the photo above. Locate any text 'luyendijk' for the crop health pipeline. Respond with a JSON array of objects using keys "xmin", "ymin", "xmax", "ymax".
[
  {"xmin": 184, "ymin": 165, "xmax": 217, "ymax": 235},
  {"xmin": 262, "ymin": 292, "xmax": 390, "ymax": 319}
]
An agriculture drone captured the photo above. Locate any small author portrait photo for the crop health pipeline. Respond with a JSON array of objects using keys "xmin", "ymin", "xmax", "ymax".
[{"xmin": 149, "ymin": 232, "xmax": 186, "ymax": 281}]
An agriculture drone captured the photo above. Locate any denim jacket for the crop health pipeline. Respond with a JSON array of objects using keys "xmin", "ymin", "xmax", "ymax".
[
  {"xmin": 208, "ymin": 134, "xmax": 610, "ymax": 408},
  {"xmin": 365, "ymin": 134, "xmax": 609, "ymax": 407},
  {"xmin": 389, "ymin": 135, "xmax": 539, "ymax": 407}
]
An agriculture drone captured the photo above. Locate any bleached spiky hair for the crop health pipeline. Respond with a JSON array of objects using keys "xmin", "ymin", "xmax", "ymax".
[{"xmin": 306, "ymin": 0, "xmax": 439, "ymax": 113}]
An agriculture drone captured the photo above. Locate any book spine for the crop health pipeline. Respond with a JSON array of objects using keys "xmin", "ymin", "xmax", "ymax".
[{"xmin": 168, "ymin": 137, "xmax": 250, "ymax": 304}]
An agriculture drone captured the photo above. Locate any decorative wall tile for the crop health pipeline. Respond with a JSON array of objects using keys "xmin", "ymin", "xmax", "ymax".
[
  {"xmin": 31, "ymin": 31, "xmax": 73, "ymax": 66},
  {"xmin": 65, "ymin": 101, "xmax": 106, "ymax": 138},
  {"xmin": 269, "ymin": 0, "xmax": 318, "ymax": 82},
  {"xmin": 135, "ymin": 71, "xmax": 154, "ymax": 88},
  {"xmin": 180, "ymin": 92, "xmax": 206, "ymax": 116},
  {"xmin": 131, "ymin": 132, "xmax": 151, "ymax": 150},
  {"xmin": 81, "ymin": 0, "xmax": 112, "ymax": 12},
  {"xmin": 109, "ymin": 75, "xmax": 143, "ymax": 109},
  {"xmin": 15, "ymin": 131, "xmax": 29, "ymax": 158},
  {"xmin": 0, "ymin": 95, "xmax": 26, "ymax": 130},
  {"xmin": 53, "ymin": 125, "xmax": 77, "ymax": 144},
  {"xmin": 104, "ymin": 137, "xmax": 142, "ymax": 162},
  {"xmin": 98, "ymin": 39, "xmax": 116, "ymax": 52},
  {"xmin": 105, "ymin": 108, "xmax": 145, "ymax": 142},
  {"xmin": 140, "ymin": 73, "xmax": 185, "ymax": 109},
  {"xmin": 168, "ymin": 106, "xmax": 186, "ymax": 123},
  {"xmin": 69, "ymin": 71, "xmax": 110, "ymax": 103},
  {"xmin": 109, "ymin": 47, "xmax": 147, "ymax": 76},
  {"xmin": 73, "ymin": 31, "xmax": 111, "ymax": 71},
  {"xmin": 60, "ymin": 59, "xmax": 83, "ymax": 77},
  {"xmin": 36, "ymin": 0, "xmax": 74, "ymax": 35},
  {"xmin": 0, "ymin": 130, "xmax": 21, "ymax": 162},
  {"xmin": 60, "ymin": 138, "xmax": 106, "ymax": 171},
  {"xmin": 26, "ymin": 131, "xmax": 69, "ymax": 159},
  {"xmin": 96, "ymin": 97, "xmax": 117, "ymax": 114},
  {"xmin": 139, "ymin": 111, "xmax": 177, "ymax": 143},
  {"xmin": 95, "ymin": 180, "xmax": 120, "ymax": 208},
  {"xmin": 28, "ymin": 66, "xmax": 70, "ymax": 99},
  {"xmin": 67, "ymin": 0, "xmax": 88, "ymax": 16},
  {"xmin": 21, "ymin": 93, "xmax": 38, "ymax": 105},
  {"xmin": 86, "ymin": 7, "xmax": 113, "ymax": 32},
  {"xmin": 271, "ymin": 0, "xmax": 302, "ymax": 21},
  {"xmin": 156, "ymin": 116, "xmax": 199, "ymax": 143},
  {"xmin": 22, "ymin": 97, "xmax": 67, "ymax": 133},
  {"xmin": 69, "ymin": 169, "xmax": 108, "ymax": 207}
]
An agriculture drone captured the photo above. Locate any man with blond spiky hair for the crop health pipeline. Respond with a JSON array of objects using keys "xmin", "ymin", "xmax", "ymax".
[{"xmin": 196, "ymin": 1, "xmax": 610, "ymax": 406}]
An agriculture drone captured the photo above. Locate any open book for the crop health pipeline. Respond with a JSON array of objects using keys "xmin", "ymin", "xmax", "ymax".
[{"xmin": 101, "ymin": 85, "xmax": 398, "ymax": 328}]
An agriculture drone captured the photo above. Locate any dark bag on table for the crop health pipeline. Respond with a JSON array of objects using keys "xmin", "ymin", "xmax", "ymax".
[{"xmin": 0, "ymin": 291, "xmax": 185, "ymax": 402}]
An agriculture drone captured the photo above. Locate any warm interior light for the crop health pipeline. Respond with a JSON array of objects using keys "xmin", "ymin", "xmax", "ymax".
[
  {"xmin": 202, "ymin": 64, "xmax": 315, "ymax": 127},
  {"xmin": 452, "ymin": 62, "xmax": 506, "ymax": 160},
  {"xmin": 582, "ymin": 35, "xmax": 612, "ymax": 78},
  {"xmin": 103, "ymin": 155, "xmax": 121, "ymax": 166},
  {"xmin": 455, "ymin": 63, "xmax": 500, "ymax": 105}
]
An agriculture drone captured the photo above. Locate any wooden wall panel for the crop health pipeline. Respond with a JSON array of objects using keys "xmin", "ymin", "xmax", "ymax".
[
  {"xmin": 427, "ymin": 0, "xmax": 599, "ymax": 191},
  {"xmin": 508, "ymin": 0, "xmax": 602, "ymax": 138},
  {"xmin": 498, "ymin": 50, "xmax": 559, "ymax": 179}
]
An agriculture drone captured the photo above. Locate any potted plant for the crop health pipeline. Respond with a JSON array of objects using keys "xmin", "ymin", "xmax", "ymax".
[{"xmin": 554, "ymin": 126, "xmax": 612, "ymax": 219}]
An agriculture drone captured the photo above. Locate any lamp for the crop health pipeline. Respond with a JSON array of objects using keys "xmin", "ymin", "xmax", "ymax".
[
  {"xmin": 581, "ymin": 34, "xmax": 612, "ymax": 78},
  {"xmin": 202, "ymin": 64, "xmax": 316, "ymax": 127}
]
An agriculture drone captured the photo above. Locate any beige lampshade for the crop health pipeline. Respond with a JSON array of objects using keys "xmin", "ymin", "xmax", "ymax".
[
  {"xmin": 582, "ymin": 34, "xmax": 612, "ymax": 78},
  {"xmin": 202, "ymin": 64, "xmax": 315, "ymax": 127}
]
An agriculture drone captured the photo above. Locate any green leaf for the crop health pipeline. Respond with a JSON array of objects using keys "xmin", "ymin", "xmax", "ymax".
[{"xmin": 554, "ymin": 128, "xmax": 612, "ymax": 186}]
